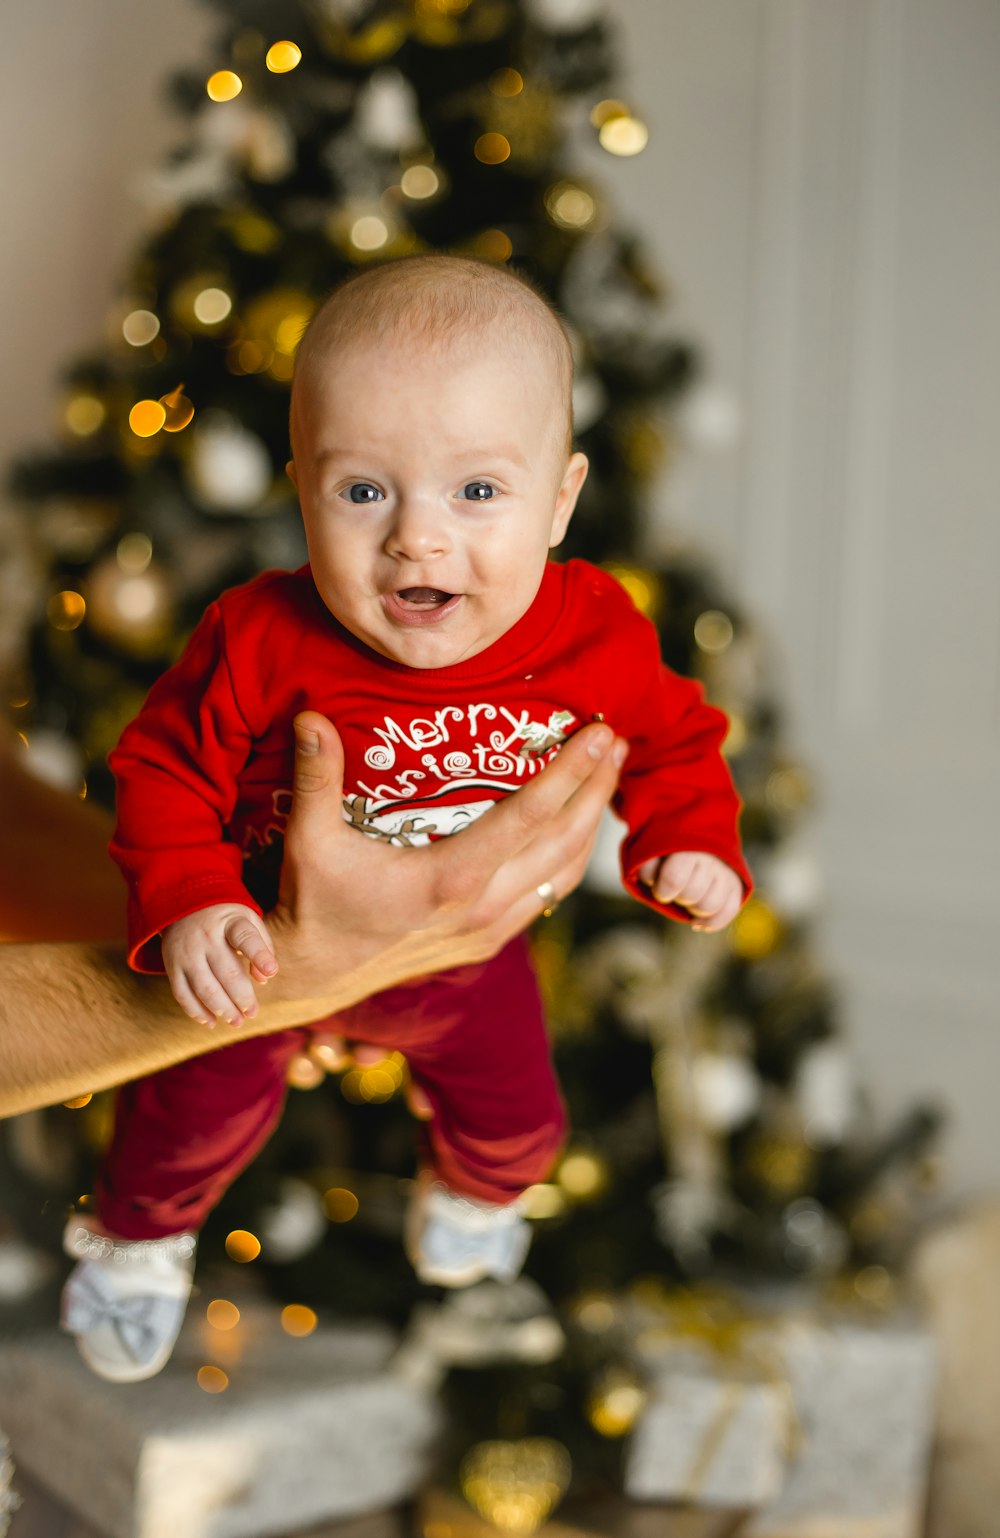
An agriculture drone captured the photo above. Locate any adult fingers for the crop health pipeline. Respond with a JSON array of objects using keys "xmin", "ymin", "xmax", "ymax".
[
  {"xmin": 447, "ymin": 724, "xmax": 619, "ymax": 900},
  {"xmin": 283, "ymin": 712, "xmax": 347, "ymax": 860}
]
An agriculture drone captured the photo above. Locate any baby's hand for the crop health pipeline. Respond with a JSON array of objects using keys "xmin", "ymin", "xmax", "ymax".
[
  {"xmin": 637, "ymin": 851, "xmax": 744, "ymax": 933},
  {"xmin": 161, "ymin": 903, "xmax": 278, "ymax": 1027}
]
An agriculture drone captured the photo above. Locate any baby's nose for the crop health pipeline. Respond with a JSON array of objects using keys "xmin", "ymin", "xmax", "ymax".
[{"xmin": 383, "ymin": 498, "xmax": 451, "ymax": 561}]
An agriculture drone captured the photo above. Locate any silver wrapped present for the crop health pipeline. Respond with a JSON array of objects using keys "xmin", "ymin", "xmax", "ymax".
[{"xmin": 0, "ymin": 1302, "xmax": 441, "ymax": 1538}]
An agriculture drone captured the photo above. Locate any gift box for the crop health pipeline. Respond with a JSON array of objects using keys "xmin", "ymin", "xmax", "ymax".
[
  {"xmin": 622, "ymin": 1285, "xmax": 803, "ymax": 1507},
  {"xmin": 619, "ymin": 1280, "xmax": 937, "ymax": 1536},
  {"xmin": 742, "ymin": 1298, "xmax": 938, "ymax": 1538},
  {"xmin": 0, "ymin": 1302, "xmax": 442, "ymax": 1538}
]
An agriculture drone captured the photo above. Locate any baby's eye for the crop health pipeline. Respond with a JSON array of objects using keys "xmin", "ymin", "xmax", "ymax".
[
  {"xmin": 460, "ymin": 482, "xmax": 496, "ymax": 502},
  {"xmin": 343, "ymin": 482, "xmax": 383, "ymax": 504}
]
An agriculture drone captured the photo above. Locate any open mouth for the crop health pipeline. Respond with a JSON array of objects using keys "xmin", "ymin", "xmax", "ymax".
[
  {"xmin": 395, "ymin": 587, "xmax": 454, "ymax": 609},
  {"xmin": 383, "ymin": 587, "xmax": 463, "ymax": 627}
]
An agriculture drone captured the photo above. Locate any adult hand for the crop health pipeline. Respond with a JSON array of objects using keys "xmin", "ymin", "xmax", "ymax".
[{"xmin": 263, "ymin": 710, "xmax": 627, "ymax": 1016}]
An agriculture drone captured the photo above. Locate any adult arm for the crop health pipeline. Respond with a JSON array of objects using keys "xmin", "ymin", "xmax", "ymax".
[{"xmin": 0, "ymin": 714, "xmax": 625, "ymax": 1116}]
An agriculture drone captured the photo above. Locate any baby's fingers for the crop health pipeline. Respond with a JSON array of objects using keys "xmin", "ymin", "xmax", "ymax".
[
  {"xmin": 224, "ymin": 912, "xmax": 279, "ymax": 983},
  {"xmin": 186, "ymin": 961, "xmax": 253, "ymax": 1028},
  {"xmin": 170, "ymin": 971, "xmax": 216, "ymax": 1028}
]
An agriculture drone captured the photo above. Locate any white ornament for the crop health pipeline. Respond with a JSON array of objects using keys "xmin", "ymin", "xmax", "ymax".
[
  {"xmin": 18, "ymin": 730, "xmax": 84, "ymax": 793},
  {"xmin": 527, "ymin": 0, "xmax": 605, "ymax": 31},
  {"xmin": 675, "ymin": 383, "xmax": 744, "ymax": 453},
  {"xmin": 258, "ymin": 1178, "xmax": 327, "ymax": 1263},
  {"xmin": 582, "ymin": 805, "xmax": 627, "ymax": 896},
  {"xmin": 796, "ymin": 1041, "xmax": 856, "ymax": 1146},
  {"xmin": 188, "ymin": 414, "xmax": 274, "ymax": 512},
  {"xmin": 692, "ymin": 1051, "xmax": 761, "ymax": 1133},
  {"xmin": 354, "ymin": 68, "xmax": 424, "ymax": 152},
  {"xmin": 754, "ymin": 837, "xmax": 824, "ymax": 921},
  {"xmin": 572, "ymin": 372, "xmax": 608, "ymax": 433}
]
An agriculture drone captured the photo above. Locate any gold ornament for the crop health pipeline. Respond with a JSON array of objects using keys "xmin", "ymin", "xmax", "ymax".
[
  {"xmin": 313, "ymin": 12, "xmax": 409, "ymax": 65},
  {"xmin": 743, "ymin": 1130, "xmax": 816, "ymax": 1199},
  {"xmin": 83, "ymin": 555, "xmax": 173, "ymax": 657},
  {"xmin": 220, "ymin": 207, "xmax": 283, "ymax": 254},
  {"xmin": 601, "ymin": 561, "xmax": 664, "ymax": 621},
  {"xmin": 555, "ymin": 1147, "xmax": 609, "ymax": 1202},
  {"xmin": 459, "ymin": 1438, "xmax": 571, "ymax": 1536},
  {"xmin": 729, "ymin": 898, "xmax": 782, "ymax": 960},
  {"xmin": 615, "ymin": 413, "xmax": 670, "ymax": 481},
  {"xmin": 585, "ymin": 1364, "xmax": 647, "ymax": 1438}
]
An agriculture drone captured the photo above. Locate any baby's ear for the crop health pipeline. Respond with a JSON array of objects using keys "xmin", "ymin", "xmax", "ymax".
[{"xmin": 285, "ymin": 459, "xmax": 298, "ymax": 488}]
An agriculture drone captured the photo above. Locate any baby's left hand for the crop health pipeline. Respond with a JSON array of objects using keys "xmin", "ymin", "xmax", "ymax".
[{"xmin": 637, "ymin": 850, "xmax": 744, "ymax": 933}]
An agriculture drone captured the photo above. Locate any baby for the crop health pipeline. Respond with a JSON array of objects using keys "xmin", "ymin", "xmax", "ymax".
[{"xmin": 61, "ymin": 254, "xmax": 752, "ymax": 1382}]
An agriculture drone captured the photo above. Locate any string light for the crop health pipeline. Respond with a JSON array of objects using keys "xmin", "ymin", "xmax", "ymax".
[
  {"xmin": 544, "ymin": 181, "xmax": 598, "ymax": 232},
  {"xmin": 159, "ymin": 384, "xmax": 195, "ymax": 433},
  {"xmin": 589, "ymin": 98, "xmax": 628, "ymax": 127},
  {"xmin": 64, "ymin": 395, "xmax": 106, "ymax": 436},
  {"xmin": 206, "ymin": 70, "xmax": 242, "ymax": 102},
  {"xmin": 349, "ymin": 215, "xmax": 390, "ymax": 251},
  {"xmin": 556, "ymin": 1149, "xmax": 608, "ymax": 1201},
  {"xmin": 599, "ymin": 113, "xmax": 649, "ymax": 157},
  {"xmin": 323, "ymin": 1187, "xmax": 359, "ymax": 1222},
  {"xmin": 400, "ymin": 164, "xmax": 440, "ymax": 199},
  {"xmin": 62, "ymin": 1093, "xmax": 93, "ymax": 1110},
  {"xmin": 489, "ymin": 67, "xmax": 523, "ymax": 97},
  {"xmin": 281, "ymin": 1304, "xmax": 318, "ymax": 1337},
  {"xmin": 121, "ymin": 310, "xmax": 160, "ymax": 347},
  {"xmin": 519, "ymin": 1183, "xmax": 567, "ymax": 1219},
  {"xmin": 197, "ymin": 1365, "xmax": 229, "ymax": 1393},
  {"xmin": 225, "ymin": 1229, "xmax": 261, "ymax": 1262},
  {"xmin": 474, "ymin": 132, "xmax": 511, "ymax": 165},
  {"xmin": 128, "ymin": 400, "xmax": 166, "ymax": 438},
  {"xmin": 469, "ymin": 229, "xmax": 513, "ymax": 263},
  {"xmin": 693, "ymin": 609, "xmax": 734, "ymax": 654},
  {"xmin": 266, "ymin": 40, "xmax": 302, "ymax": 73},
  {"xmin": 206, "ymin": 1300, "xmax": 240, "ymax": 1330},
  {"xmin": 47, "ymin": 591, "xmax": 86, "ymax": 631},
  {"xmin": 192, "ymin": 288, "xmax": 232, "ymax": 326}
]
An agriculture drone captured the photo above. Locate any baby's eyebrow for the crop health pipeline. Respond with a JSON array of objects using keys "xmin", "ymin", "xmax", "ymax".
[{"xmin": 312, "ymin": 445, "xmax": 530, "ymax": 470}]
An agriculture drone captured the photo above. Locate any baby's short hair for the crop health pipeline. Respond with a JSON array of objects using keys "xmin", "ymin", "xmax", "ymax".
[{"xmin": 290, "ymin": 254, "xmax": 575, "ymax": 462}]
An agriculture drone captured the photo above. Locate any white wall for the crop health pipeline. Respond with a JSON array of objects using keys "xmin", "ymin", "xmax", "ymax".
[{"xmin": 3, "ymin": 1, "xmax": 997, "ymax": 1191}]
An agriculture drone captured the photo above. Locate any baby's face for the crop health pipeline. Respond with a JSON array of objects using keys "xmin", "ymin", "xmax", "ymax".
[{"xmin": 287, "ymin": 330, "xmax": 587, "ymax": 669}]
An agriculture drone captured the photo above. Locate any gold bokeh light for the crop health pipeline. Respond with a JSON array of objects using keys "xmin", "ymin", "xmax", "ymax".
[
  {"xmin": 207, "ymin": 70, "xmax": 242, "ymax": 102},
  {"xmin": 474, "ymin": 133, "xmax": 511, "ymax": 166},
  {"xmin": 281, "ymin": 1304, "xmax": 318, "ymax": 1337},
  {"xmin": 225, "ymin": 1229, "xmax": 261, "ymax": 1263},
  {"xmin": 47, "ymin": 591, "xmax": 86, "ymax": 631},
  {"xmin": 128, "ymin": 400, "xmax": 166, "ymax": 438},
  {"xmin": 266, "ymin": 40, "xmax": 302, "ymax": 73},
  {"xmin": 65, "ymin": 395, "xmax": 106, "ymax": 436}
]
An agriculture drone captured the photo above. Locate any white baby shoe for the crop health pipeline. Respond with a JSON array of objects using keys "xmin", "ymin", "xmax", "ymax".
[
  {"xmin": 405, "ymin": 1177, "xmax": 532, "ymax": 1287},
  {"xmin": 60, "ymin": 1216, "xmax": 197, "ymax": 1383}
]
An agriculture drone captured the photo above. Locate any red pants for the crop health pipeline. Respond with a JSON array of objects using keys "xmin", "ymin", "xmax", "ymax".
[{"xmin": 95, "ymin": 934, "xmax": 567, "ymax": 1240}]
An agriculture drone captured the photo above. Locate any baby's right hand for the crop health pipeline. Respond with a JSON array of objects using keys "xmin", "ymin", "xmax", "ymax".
[{"xmin": 161, "ymin": 903, "xmax": 278, "ymax": 1027}]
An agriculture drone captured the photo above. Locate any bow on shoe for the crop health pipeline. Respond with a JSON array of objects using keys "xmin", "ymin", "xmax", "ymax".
[{"xmin": 62, "ymin": 1266, "xmax": 184, "ymax": 1366}]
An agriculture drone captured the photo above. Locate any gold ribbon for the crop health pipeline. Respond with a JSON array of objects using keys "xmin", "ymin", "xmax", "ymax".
[{"xmin": 632, "ymin": 1282, "xmax": 807, "ymax": 1502}]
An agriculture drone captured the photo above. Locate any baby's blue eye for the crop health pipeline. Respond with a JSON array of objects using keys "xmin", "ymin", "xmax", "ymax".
[
  {"xmin": 461, "ymin": 482, "xmax": 496, "ymax": 502},
  {"xmin": 345, "ymin": 483, "xmax": 383, "ymax": 504}
]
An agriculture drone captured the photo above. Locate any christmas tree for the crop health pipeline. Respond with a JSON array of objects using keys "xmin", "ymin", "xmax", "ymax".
[{"xmin": 3, "ymin": 0, "xmax": 944, "ymax": 1517}]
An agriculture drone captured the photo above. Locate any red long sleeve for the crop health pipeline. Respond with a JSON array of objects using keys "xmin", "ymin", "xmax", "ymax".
[{"xmin": 108, "ymin": 601, "xmax": 260, "ymax": 972}]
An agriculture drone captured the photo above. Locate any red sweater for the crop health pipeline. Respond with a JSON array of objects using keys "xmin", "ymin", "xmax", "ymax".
[{"xmin": 110, "ymin": 558, "xmax": 754, "ymax": 972}]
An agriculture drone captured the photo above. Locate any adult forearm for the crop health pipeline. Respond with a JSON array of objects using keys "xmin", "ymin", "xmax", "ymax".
[{"xmin": 0, "ymin": 941, "xmax": 355, "ymax": 1118}]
